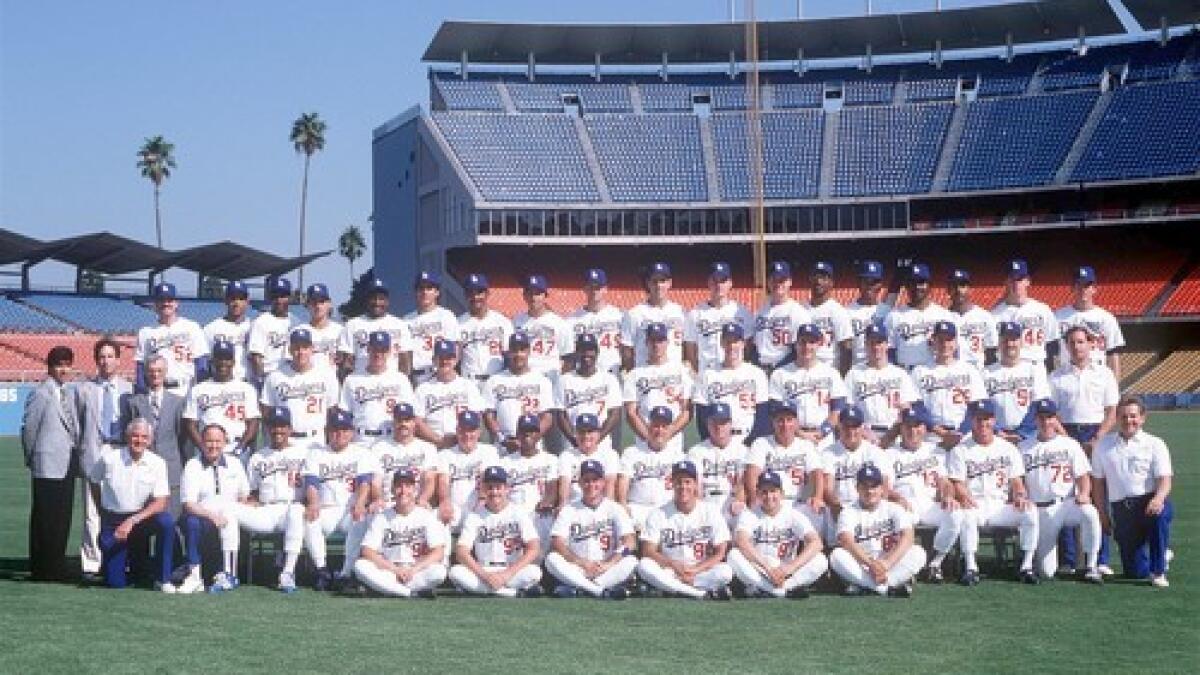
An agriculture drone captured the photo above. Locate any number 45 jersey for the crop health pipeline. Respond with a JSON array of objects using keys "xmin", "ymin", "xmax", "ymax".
[{"xmin": 184, "ymin": 378, "xmax": 261, "ymax": 446}]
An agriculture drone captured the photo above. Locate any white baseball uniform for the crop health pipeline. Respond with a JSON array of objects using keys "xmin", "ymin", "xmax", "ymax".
[
  {"xmin": 555, "ymin": 369, "xmax": 623, "ymax": 452},
  {"xmin": 457, "ymin": 310, "xmax": 513, "ymax": 382},
  {"xmin": 236, "ymin": 444, "xmax": 307, "ymax": 553},
  {"xmin": 404, "ymin": 306, "xmax": 459, "ymax": 378},
  {"xmin": 946, "ymin": 436, "xmax": 1038, "ymax": 560},
  {"xmin": 260, "ymin": 364, "xmax": 340, "ymax": 438},
  {"xmin": 1055, "ymin": 305, "xmax": 1124, "ymax": 369},
  {"xmin": 637, "ymin": 500, "xmax": 734, "ymax": 599},
  {"xmin": 513, "ymin": 310, "xmax": 571, "ymax": 376},
  {"xmin": 622, "ymin": 361, "xmax": 694, "ymax": 452},
  {"xmin": 694, "ymin": 362, "xmax": 769, "ymax": 443},
  {"xmin": 687, "ymin": 439, "xmax": 748, "ymax": 526},
  {"xmin": 746, "ymin": 435, "xmax": 823, "ymax": 502},
  {"xmin": 371, "ymin": 436, "xmax": 439, "ymax": 499},
  {"xmin": 885, "ymin": 303, "xmax": 954, "ymax": 369},
  {"xmin": 992, "ymin": 298, "xmax": 1060, "ymax": 365},
  {"xmin": 353, "ymin": 505, "xmax": 448, "ymax": 596},
  {"xmin": 768, "ymin": 362, "xmax": 848, "ymax": 431},
  {"xmin": 295, "ymin": 442, "xmax": 379, "ymax": 575},
  {"xmin": 448, "ymin": 504, "xmax": 543, "ymax": 596},
  {"xmin": 984, "ymin": 361, "xmax": 1051, "ymax": 433},
  {"xmin": 953, "ymin": 305, "xmax": 998, "ymax": 370},
  {"xmin": 911, "ymin": 360, "xmax": 987, "ymax": 429},
  {"xmin": 685, "ymin": 300, "xmax": 754, "ymax": 372},
  {"xmin": 503, "ymin": 449, "xmax": 560, "ymax": 547},
  {"xmin": 546, "ymin": 497, "xmax": 639, "ymax": 596},
  {"xmin": 338, "ymin": 313, "xmax": 411, "ymax": 374},
  {"xmin": 823, "ymin": 441, "xmax": 892, "ymax": 507},
  {"xmin": 203, "ymin": 316, "xmax": 252, "ymax": 382},
  {"xmin": 136, "ymin": 317, "xmax": 210, "ymax": 394},
  {"xmin": 436, "ymin": 443, "xmax": 500, "ymax": 530},
  {"xmin": 847, "ymin": 300, "xmax": 891, "ymax": 367},
  {"xmin": 567, "ymin": 305, "xmax": 625, "ymax": 374},
  {"xmin": 753, "ymin": 299, "xmax": 812, "ymax": 368},
  {"xmin": 886, "ymin": 441, "xmax": 964, "ymax": 555},
  {"xmin": 559, "ymin": 446, "xmax": 621, "ymax": 504},
  {"xmin": 339, "ymin": 369, "xmax": 415, "ymax": 440},
  {"xmin": 1020, "ymin": 434, "xmax": 1100, "ymax": 576},
  {"xmin": 246, "ymin": 312, "xmax": 294, "ymax": 377},
  {"xmin": 183, "ymin": 378, "xmax": 262, "ymax": 452},
  {"xmin": 621, "ymin": 301, "xmax": 687, "ymax": 367},
  {"xmin": 806, "ymin": 298, "xmax": 854, "ymax": 369},
  {"xmin": 831, "ymin": 500, "xmax": 927, "ymax": 593},
  {"xmin": 845, "ymin": 363, "xmax": 920, "ymax": 431},
  {"xmin": 412, "ymin": 376, "xmax": 486, "ymax": 439},
  {"xmin": 295, "ymin": 321, "xmax": 343, "ymax": 376},
  {"xmin": 729, "ymin": 505, "xmax": 829, "ymax": 597},
  {"xmin": 619, "ymin": 445, "xmax": 684, "ymax": 531},
  {"xmin": 482, "ymin": 370, "xmax": 557, "ymax": 442}
]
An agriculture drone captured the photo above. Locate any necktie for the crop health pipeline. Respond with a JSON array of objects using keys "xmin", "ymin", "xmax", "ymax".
[
  {"xmin": 151, "ymin": 392, "xmax": 160, "ymax": 418},
  {"xmin": 102, "ymin": 382, "xmax": 116, "ymax": 440}
]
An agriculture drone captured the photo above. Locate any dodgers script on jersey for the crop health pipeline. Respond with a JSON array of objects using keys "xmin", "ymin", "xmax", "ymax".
[
  {"xmin": 247, "ymin": 313, "xmax": 294, "ymax": 375},
  {"xmin": 339, "ymin": 369, "xmax": 415, "ymax": 432},
  {"xmin": 806, "ymin": 298, "xmax": 854, "ymax": 368},
  {"xmin": 559, "ymin": 447, "xmax": 620, "ymax": 503},
  {"xmin": 946, "ymin": 437, "xmax": 1026, "ymax": 502},
  {"xmin": 619, "ymin": 446, "xmax": 683, "ymax": 508},
  {"xmin": 623, "ymin": 362, "xmax": 694, "ymax": 450},
  {"xmin": 753, "ymin": 300, "xmax": 812, "ymax": 367},
  {"xmin": 747, "ymin": 436, "xmax": 821, "ymax": 501},
  {"xmin": 687, "ymin": 440, "xmax": 747, "ymax": 509},
  {"xmin": 371, "ymin": 437, "xmax": 438, "ymax": 496},
  {"xmin": 458, "ymin": 310, "xmax": 513, "ymax": 379},
  {"xmin": 437, "ymin": 444, "xmax": 500, "ymax": 509},
  {"xmin": 514, "ymin": 310, "xmax": 571, "ymax": 376},
  {"xmin": 339, "ymin": 314, "xmax": 411, "ymax": 374},
  {"xmin": 736, "ymin": 505, "xmax": 817, "ymax": 563},
  {"xmin": 954, "ymin": 306, "xmax": 998, "ymax": 369},
  {"xmin": 404, "ymin": 306, "xmax": 459, "ymax": 372},
  {"xmin": 837, "ymin": 500, "xmax": 911, "ymax": 557},
  {"xmin": 556, "ymin": 370, "xmax": 623, "ymax": 451},
  {"xmin": 204, "ymin": 317, "xmax": 252, "ymax": 381},
  {"xmin": 361, "ymin": 506, "xmax": 446, "ymax": 564},
  {"xmin": 984, "ymin": 361, "xmax": 1050, "ymax": 431},
  {"xmin": 483, "ymin": 370, "xmax": 556, "ymax": 438},
  {"xmin": 847, "ymin": 300, "xmax": 891, "ymax": 366},
  {"xmin": 184, "ymin": 379, "xmax": 261, "ymax": 442},
  {"xmin": 685, "ymin": 300, "xmax": 753, "ymax": 371},
  {"xmin": 911, "ymin": 361, "xmax": 987, "ymax": 428},
  {"xmin": 459, "ymin": 505, "xmax": 539, "ymax": 566},
  {"xmin": 413, "ymin": 376, "xmax": 485, "ymax": 437},
  {"xmin": 136, "ymin": 318, "xmax": 209, "ymax": 389},
  {"xmin": 504, "ymin": 450, "xmax": 560, "ymax": 510},
  {"xmin": 824, "ymin": 441, "xmax": 891, "ymax": 504},
  {"xmin": 1019, "ymin": 435, "xmax": 1090, "ymax": 502},
  {"xmin": 887, "ymin": 442, "xmax": 947, "ymax": 504},
  {"xmin": 1055, "ymin": 305, "xmax": 1125, "ymax": 368},
  {"xmin": 246, "ymin": 445, "xmax": 308, "ymax": 503},
  {"xmin": 992, "ymin": 299, "xmax": 1059, "ymax": 364},
  {"xmin": 640, "ymin": 501, "xmax": 731, "ymax": 562},
  {"xmin": 694, "ymin": 363, "xmax": 768, "ymax": 434},
  {"xmin": 621, "ymin": 302, "xmax": 687, "ymax": 367},
  {"xmin": 551, "ymin": 498, "xmax": 634, "ymax": 560},
  {"xmin": 768, "ymin": 362, "xmax": 848, "ymax": 428},
  {"xmin": 845, "ymin": 363, "xmax": 919, "ymax": 429},
  {"xmin": 296, "ymin": 321, "xmax": 343, "ymax": 375},
  {"xmin": 568, "ymin": 305, "xmax": 625, "ymax": 373},
  {"xmin": 261, "ymin": 365, "xmax": 340, "ymax": 434},
  {"xmin": 302, "ymin": 443, "xmax": 377, "ymax": 507},
  {"xmin": 886, "ymin": 304, "xmax": 953, "ymax": 368}
]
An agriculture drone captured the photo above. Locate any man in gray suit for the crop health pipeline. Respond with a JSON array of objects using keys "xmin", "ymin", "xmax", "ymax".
[
  {"xmin": 121, "ymin": 355, "xmax": 190, "ymax": 517},
  {"xmin": 22, "ymin": 346, "xmax": 87, "ymax": 582},
  {"xmin": 79, "ymin": 337, "xmax": 134, "ymax": 580}
]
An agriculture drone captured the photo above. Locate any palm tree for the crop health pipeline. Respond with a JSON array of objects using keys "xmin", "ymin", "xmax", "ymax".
[
  {"xmin": 338, "ymin": 225, "xmax": 367, "ymax": 286},
  {"xmin": 136, "ymin": 136, "xmax": 176, "ymax": 248},
  {"xmin": 290, "ymin": 112, "xmax": 327, "ymax": 290}
]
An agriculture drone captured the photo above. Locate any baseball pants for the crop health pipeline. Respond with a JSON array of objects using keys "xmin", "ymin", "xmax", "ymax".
[
  {"xmin": 294, "ymin": 504, "xmax": 368, "ymax": 576},
  {"xmin": 911, "ymin": 500, "xmax": 966, "ymax": 555},
  {"xmin": 728, "ymin": 549, "xmax": 828, "ymax": 597},
  {"xmin": 353, "ymin": 559, "xmax": 447, "ymax": 597},
  {"xmin": 234, "ymin": 502, "xmax": 304, "ymax": 553},
  {"xmin": 182, "ymin": 508, "xmax": 240, "ymax": 570},
  {"xmin": 829, "ymin": 545, "xmax": 926, "ymax": 594},
  {"xmin": 795, "ymin": 503, "xmax": 833, "ymax": 546},
  {"xmin": 960, "ymin": 500, "xmax": 1038, "ymax": 565},
  {"xmin": 636, "ymin": 558, "xmax": 734, "ymax": 599},
  {"xmin": 544, "ymin": 552, "xmax": 638, "ymax": 596},
  {"xmin": 1035, "ymin": 500, "xmax": 1101, "ymax": 578},
  {"xmin": 98, "ymin": 510, "xmax": 175, "ymax": 588},
  {"xmin": 448, "ymin": 562, "xmax": 542, "ymax": 597},
  {"xmin": 80, "ymin": 479, "xmax": 102, "ymax": 575}
]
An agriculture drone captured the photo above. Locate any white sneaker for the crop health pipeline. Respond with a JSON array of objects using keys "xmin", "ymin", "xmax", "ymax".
[
  {"xmin": 176, "ymin": 566, "xmax": 204, "ymax": 594},
  {"xmin": 209, "ymin": 572, "xmax": 236, "ymax": 593},
  {"xmin": 278, "ymin": 571, "xmax": 298, "ymax": 594},
  {"xmin": 1096, "ymin": 564, "xmax": 1115, "ymax": 577},
  {"xmin": 1150, "ymin": 575, "xmax": 1169, "ymax": 588},
  {"xmin": 155, "ymin": 581, "xmax": 177, "ymax": 594}
]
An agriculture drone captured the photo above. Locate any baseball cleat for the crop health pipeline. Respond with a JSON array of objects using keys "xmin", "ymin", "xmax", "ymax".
[
  {"xmin": 208, "ymin": 572, "xmax": 236, "ymax": 593},
  {"xmin": 278, "ymin": 572, "xmax": 298, "ymax": 594},
  {"xmin": 553, "ymin": 584, "xmax": 578, "ymax": 599},
  {"xmin": 1081, "ymin": 568, "xmax": 1104, "ymax": 585},
  {"xmin": 313, "ymin": 568, "xmax": 333, "ymax": 592},
  {"xmin": 1019, "ymin": 569, "xmax": 1040, "ymax": 585},
  {"xmin": 922, "ymin": 565, "xmax": 944, "ymax": 584},
  {"xmin": 155, "ymin": 581, "xmax": 177, "ymax": 594},
  {"xmin": 517, "ymin": 585, "xmax": 544, "ymax": 598},
  {"xmin": 708, "ymin": 586, "xmax": 733, "ymax": 601},
  {"xmin": 888, "ymin": 582, "xmax": 914, "ymax": 598},
  {"xmin": 842, "ymin": 584, "xmax": 863, "ymax": 596},
  {"xmin": 786, "ymin": 586, "xmax": 810, "ymax": 600},
  {"xmin": 177, "ymin": 566, "xmax": 204, "ymax": 594},
  {"xmin": 601, "ymin": 587, "xmax": 628, "ymax": 601},
  {"xmin": 1096, "ymin": 564, "xmax": 1115, "ymax": 577},
  {"xmin": 1149, "ymin": 575, "xmax": 1169, "ymax": 588},
  {"xmin": 415, "ymin": 588, "xmax": 437, "ymax": 600},
  {"xmin": 959, "ymin": 570, "xmax": 981, "ymax": 587}
]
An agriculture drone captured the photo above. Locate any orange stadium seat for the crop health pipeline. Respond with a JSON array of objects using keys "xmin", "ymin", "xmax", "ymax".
[
  {"xmin": 0, "ymin": 333, "xmax": 137, "ymax": 381},
  {"xmin": 1161, "ymin": 271, "xmax": 1200, "ymax": 316}
]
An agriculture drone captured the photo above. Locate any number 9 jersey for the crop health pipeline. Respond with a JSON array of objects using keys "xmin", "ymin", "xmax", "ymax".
[{"xmin": 640, "ymin": 500, "xmax": 730, "ymax": 563}]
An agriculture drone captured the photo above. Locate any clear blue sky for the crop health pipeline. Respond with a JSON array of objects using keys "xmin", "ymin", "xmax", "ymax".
[{"xmin": 1, "ymin": 1, "xmax": 1002, "ymax": 300}]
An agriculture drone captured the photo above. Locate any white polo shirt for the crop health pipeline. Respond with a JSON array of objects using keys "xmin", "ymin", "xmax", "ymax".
[
  {"xmin": 180, "ymin": 455, "xmax": 250, "ymax": 507},
  {"xmin": 89, "ymin": 447, "xmax": 169, "ymax": 514},
  {"xmin": 1049, "ymin": 362, "xmax": 1119, "ymax": 425},
  {"xmin": 1091, "ymin": 430, "xmax": 1173, "ymax": 502}
]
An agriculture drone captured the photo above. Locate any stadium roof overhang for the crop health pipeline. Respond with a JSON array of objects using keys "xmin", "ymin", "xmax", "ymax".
[
  {"xmin": 0, "ymin": 229, "xmax": 49, "ymax": 265},
  {"xmin": 169, "ymin": 241, "xmax": 330, "ymax": 280},
  {"xmin": 1124, "ymin": 0, "xmax": 1200, "ymax": 30},
  {"xmin": 423, "ymin": 0, "xmax": 1138, "ymax": 66},
  {"xmin": 23, "ymin": 232, "xmax": 177, "ymax": 274}
]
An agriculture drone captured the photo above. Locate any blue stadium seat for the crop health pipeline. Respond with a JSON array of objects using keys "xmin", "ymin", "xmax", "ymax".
[
  {"xmin": 20, "ymin": 294, "xmax": 157, "ymax": 334},
  {"xmin": 843, "ymin": 80, "xmax": 895, "ymax": 106},
  {"xmin": 711, "ymin": 111, "xmax": 823, "ymax": 200},
  {"xmin": 585, "ymin": 114, "xmax": 708, "ymax": 202},
  {"xmin": 772, "ymin": 82, "xmax": 823, "ymax": 109},
  {"xmin": 0, "ymin": 296, "xmax": 73, "ymax": 333},
  {"xmin": 833, "ymin": 103, "xmax": 952, "ymax": 197},
  {"xmin": 639, "ymin": 83, "xmax": 693, "ymax": 112},
  {"xmin": 506, "ymin": 82, "xmax": 566, "ymax": 112},
  {"xmin": 1124, "ymin": 35, "xmax": 1194, "ymax": 82},
  {"xmin": 975, "ymin": 56, "xmax": 1040, "ymax": 97},
  {"xmin": 1071, "ymin": 80, "xmax": 1200, "ymax": 182},
  {"xmin": 433, "ymin": 78, "xmax": 505, "ymax": 111}
]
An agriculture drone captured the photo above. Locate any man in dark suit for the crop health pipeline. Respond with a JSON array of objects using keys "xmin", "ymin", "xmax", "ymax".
[
  {"xmin": 121, "ymin": 355, "xmax": 190, "ymax": 517},
  {"xmin": 22, "ymin": 346, "xmax": 86, "ymax": 582},
  {"xmin": 78, "ymin": 337, "xmax": 133, "ymax": 580}
]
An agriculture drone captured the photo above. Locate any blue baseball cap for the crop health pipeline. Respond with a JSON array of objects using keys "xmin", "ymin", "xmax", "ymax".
[
  {"xmin": 1007, "ymin": 259, "xmax": 1030, "ymax": 280},
  {"xmin": 306, "ymin": 284, "xmax": 330, "ymax": 302},
  {"xmin": 457, "ymin": 409, "xmax": 481, "ymax": 430},
  {"xmin": 757, "ymin": 470, "xmax": 783, "ymax": 490},
  {"xmin": 932, "ymin": 320, "xmax": 957, "ymax": 338},
  {"xmin": 648, "ymin": 406, "xmax": 673, "ymax": 424},
  {"xmin": 1074, "ymin": 266, "xmax": 1097, "ymax": 285},
  {"xmin": 392, "ymin": 402, "xmax": 416, "ymax": 419},
  {"xmin": 224, "ymin": 280, "xmax": 249, "ymax": 299},
  {"xmin": 856, "ymin": 464, "xmax": 884, "ymax": 486},
  {"xmin": 508, "ymin": 331, "xmax": 531, "ymax": 350},
  {"xmin": 482, "ymin": 465, "xmax": 508, "ymax": 484},
  {"xmin": 769, "ymin": 400, "xmax": 798, "ymax": 417},
  {"xmin": 265, "ymin": 406, "xmax": 292, "ymax": 427},
  {"xmin": 858, "ymin": 260, "xmax": 883, "ymax": 280},
  {"xmin": 721, "ymin": 322, "xmax": 745, "ymax": 342},
  {"xmin": 863, "ymin": 323, "xmax": 887, "ymax": 342},
  {"xmin": 997, "ymin": 321, "xmax": 1023, "ymax": 338},
  {"xmin": 709, "ymin": 261, "xmax": 732, "ymax": 281},
  {"xmin": 584, "ymin": 268, "xmax": 607, "ymax": 287},
  {"xmin": 839, "ymin": 406, "xmax": 865, "ymax": 427},
  {"xmin": 368, "ymin": 331, "xmax": 391, "ymax": 351},
  {"xmin": 769, "ymin": 261, "xmax": 792, "ymax": 279},
  {"xmin": 708, "ymin": 402, "xmax": 733, "ymax": 423},
  {"xmin": 516, "ymin": 413, "xmax": 541, "ymax": 433},
  {"xmin": 909, "ymin": 264, "xmax": 931, "ymax": 282},
  {"xmin": 949, "ymin": 269, "xmax": 971, "ymax": 285},
  {"xmin": 152, "ymin": 282, "xmax": 177, "ymax": 301},
  {"xmin": 326, "ymin": 408, "xmax": 354, "ymax": 430},
  {"xmin": 366, "ymin": 277, "xmax": 389, "ymax": 295},
  {"xmin": 464, "ymin": 273, "xmax": 489, "ymax": 292},
  {"xmin": 969, "ymin": 399, "xmax": 996, "ymax": 418},
  {"xmin": 575, "ymin": 413, "xmax": 600, "ymax": 431},
  {"xmin": 812, "ymin": 261, "xmax": 834, "ymax": 277},
  {"xmin": 575, "ymin": 333, "xmax": 599, "ymax": 352},
  {"xmin": 671, "ymin": 460, "xmax": 698, "ymax": 479},
  {"xmin": 645, "ymin": 322, "xmax": 669, "ymax": 341},
  {"xmin": 1033, "ymin": 399, "xmax": 1058, "ymax": 416},
  {"xmin": 268, "ymin": 278, "xmax": 292, "ymax": 298},
  {"xmin": 795, "ymin": 323, "xmax": 823, "ymax": 341},
  {"xmin": 647, "ymin": 262, "xmax": 672, "ymax": 279},
  {"xmin": 210, "ymin": 339, "xmax": 236, "ymax": 360},
  {"xmin": 433, "ymin": 339, "xmax": 457, "ymax": 359},
  {"xmin": 524, "ymin": 274, "xmax": 548, "ymax": 293},
  {"xmin": 900, "ymin": 407, "xmax": 930, "ymax": 426},
  {"xmin": 392, "ymin": 467, "xmax": 419, "ymax": 483},
  {"xmin": 579, "ymin": 459, "xmax": 605, "ymax": 478},
  {"xmin": 414, "ymin": 271, "xmax": 440, "ymax": 288},
  {"xmin": 289, "ymin": 328, "xmax": 313, "ymax": 346}
]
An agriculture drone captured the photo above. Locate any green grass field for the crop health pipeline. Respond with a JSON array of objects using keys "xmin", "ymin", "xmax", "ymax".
[{"xmin": 2, "ymin": 415, "xmax": 1197, "ymax": 674}]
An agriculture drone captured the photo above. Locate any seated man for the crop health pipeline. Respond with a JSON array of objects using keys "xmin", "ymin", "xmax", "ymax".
[
  {"xmin": 545, "ymin": 459, "xmax": 638, "ymax": 599},
  {"xmin": 503, "ymin": 414, "xmax": 560, "ymax": 552},
  {"xmin": 179, "ymin": 424, "xmax": 250, "ymax": 593},
  {"xmin": 353, "ymin": 468, "xmax": 447, "ymax": 598},
  {"xmin": 728, "ymin": 470, "xmax": 827, "ymax": 599},
  {"xmin": 235, "ymin": 406, "xmax": 308, "ymax": 593},
  {"xmin": 616, "ymin": 406, "xmax": 684, "ymax": 532},
  {"xmin": 435, "ymin": 410, "xmax": 501, "ymax": 536},
  {"xmin": 637, "ymin": 460, "xmax": 734, "ymax": 601},
  {"xmin": 830, "ymin": 465, "xmax": 926, "ymax": 597},
  {"xmin": 686, "ymin": 402, "xmax": 748, "ymax": 529},
  {"xmin": 449, "ymin": 466, "xmax": 543, "ymax": 598},
  {"xmin": 89, "ymin": 418, "xmax": 175, "ymax": 591}
]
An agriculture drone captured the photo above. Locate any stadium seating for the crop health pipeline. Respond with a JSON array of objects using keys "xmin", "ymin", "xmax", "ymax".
[
  {"xmin": 1039, "ymin": 49, "xmax": 1114, "ymax": 91},
  {"xmin": 0, "ymin": 296, "xmax": 73, "ymax": 333},
  {"xmin": 506, "ymin": 81, "xmax": 567, "ymax": 112},
  {"xmin": 575, "ymin": 83, "xmax": 635, "ymax": 113},
  {"xmin": 975, "ymin": 55, "xmax": 1040, "ymax": 97},
  {"xmin": 833, "ymin": 103, "xmax": 952, "ymax": 197},
  {"xmin": 585, "ymin": 114, "xmax": 708, "ymax": 202},
  {"xmin": 843, "ymin": 80, "xmax": 895, "ymax": 106},
  {"xmin": 1161, "ymin": 269, "xmax": 1200, "ymax": 316},
  {"xmin": 1117, "ymin": 350, "xmax": 1159, "ymax": 389},
  {"xmin": 20, "ymin": 294, "xmax": 156, "ymax": 334},
  {"xmin": 1071, "ymin": 80, "xmax": 1200, "ymax": 183},
  {"xmin": 905, "ymin": 76, "xmax": 958, "ymax": 103},
  {"xmin": 0, "ymin": 333, "xmax": 137, "ymax": 380},
  {"xmin": 711, "ymin": 110, "xmax": 824, "ymax": 200},
  {"xmin": 948, "ymin": 91, "xmax": 1098, "ymax": 191},
  {"xmin": 1125, "ymin": 36, "xmax": 1195, "ymax": 82},
  {"xmin": 433, "ymin": 78, "xmax": 505, "ymax": 111},
  {"xmin": 772, "ymin": 82, "xmax": 823, "ymax": 109},
  {"xmin": 639, "ymin": 83, "xmax": 693, "ymax": 112},
  {"xmin": 1125, "ymin": 349, "xmax": 1200, "ymax": 395}
]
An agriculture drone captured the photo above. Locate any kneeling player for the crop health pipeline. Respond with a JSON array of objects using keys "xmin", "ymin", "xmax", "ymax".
[
  {"xmin": 448, "ymin": 466, "xmax": 543, "ymax": 597},
  {"xmin": 830, "ymin": 465, "xmax": 926, "ymax": 597},
  {"xmin": 354, "ymin": 468, "xmax": 447, "ymax": 598},
  {"xmin": 728, "ymin": 471, "xmax": 827, "ymax": 598},
  {"xmin": 637, "ymin": 460, "xmax": 734, "ymax": 600},
  {"xmin": 545, "ymin": 460, "xmax": 638, "ymax": 599}
]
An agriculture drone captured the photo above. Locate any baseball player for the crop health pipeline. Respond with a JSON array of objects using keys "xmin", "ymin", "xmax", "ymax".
[
  {"xmin": 502, "ymin": 414, "xmax": 560, "ymax": 550},
  {"xmin": 369, "ymin": 403, "xmax": 439, "ymax": 509},
  {"xmin": 1054, "ymin": 266, "xmax": 1126, "ymax": 378},
  {"xmin": 984, "ymin": 321, "xmax": 1051, "ymax": 444},
  {"xmin": 296, "ymin": 283, "xmax": 343, "ymax": 376},
  {"xmin": 885, "ymin": 263, "xmax": 954, "ymax": 370},
  {"xmin": 457, "ymin": 273, "xmax": 513, "ymax": 387},
  {"xmin": 293, "ymin": 408, "xmax": 378, "ymax": 591},
  {"xmin": 405, "ymin": 271, "xmax": 459, "ymax": 386},
  {"xmin": 844, "ymin": 323, "xmax": 919, "ymax": 444},
  {"xmin": 483, "ymin": 332, "xmax": 557, "ymax": 453},
  {"xmin": 513, "ymin": 274, "xmax": 571, "ymax": 378},
  {"xmin": 693, "ymin": 323, "xmax": 768, "ymax": 446},
  {"xmin": 545, "ymin": 459, "xmax": 638, "ymax": 599},
  {"xmin": 260, "ymin": 329, "xmax": 340, "ymax": 443},
  {"xmin": 684, "ymin": 262, "xmax": 753, "ymax": 373},
  {"xmin": 992, "ymin": 259, "xmax": 1060, "ymax": 369},
  {"xmin": 947, "ymin": 269, "xmax": 998, "ymax": 370},
  {"xmin": 846, "ymin": 260, "xmax": 892, "ymax": 368},
  {"xmin": 637, "ymin": 460, "xmax": 735, "ymax": 600},
  {"xmin": 555, "ymin": 334, "xmax": 623, "ymax": 452},
  {"xmin": 767, "ymin": 323, "xmax": 848, "ymax": 447},
  {"xmin": 616, "ymin": 406, "xmax": 684, "ymax": 532},
  {"xmin": 744, "ymin": 401, "xmax": 826, "ymax": 533},
  {"xmin": 830, "ymin": 464, "xmax": 926, "ymax": 597},
  {"xmin": 202, "ymin": 280, "xmax": 253, "ymax": 382},
  {"xmin": 247, "ymin": 277, "xmax": 295, "ymax": 382},
  {"xmin": 729, "ymin": 470, "xmax": 828, "ymax": 598},
  {"xmin": 752, "ymin": 261, "xmax": 812, "ymax": 373},
  {"xmin": 234, "ymin": 407, "xmax": 307, "ymax": 593},
  {"xmin": 567, "ymin": 268, "xmax": 625, "ymax": 375},
  {"xmin": 339, "ymin": 331, "xmax": 415, "ymax": 442},
  {"xmin": 353, "ymin": 468, "xmax": 447, "ymax": 598},
  {"xmin": 179, "ymin": 424, "xmax": 250, "ymax": 593},
  {"xmin": 435, "ymin": 410, "xmax": 501, "ymax": 534},
  {"xmin": 947, "ymin": 400, "xmax": 1040, "ymax": 585},
  {"xmin": 413, "ymin": 339, "xmax": 485, "ymax": 449},
  {"xmin": 558, "ymin": 413, "xmax": 619, "ymax": 505},
  {"xmin": 911, "ymin": 321, "xmax": 987, "ymax": 449},
  {"xmin": 820, "ymin": 406, "xmax": 892, "ymax": 543},
  {"xmin": 183, "ymin": 339, "xmax": 261, "ymax": 458},
  {"xmin": 620, "ymin": 262, "xmax": 687, "ymax": 370},
  {"xmin": 885, "ymin": 407, "xmax": 964, "ymax": 583},
  {"xmin": 805, "ymin": 261, "xmax": 854, "ymax": 373},
  {"xmin": 135, "ymin": 282, "xmax": 210, "ymax": 396},
  {"xmin": 686, "ymin": 403, "xmax": 748, "ymax": 528},
  {"xmin": 448, "ymin": 465, "xmax": 544, "ymax": 597},
  {"xmin": 338, "ymin": 276, "xmax": 412, "ymax": 376},
  {"xmin": 623, "ymin": 322, "xmax": 694, "ymax": 454},
  {"xmin": 1019, "ymin": 399, "xmax": 1103, "ymax": 582}
]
